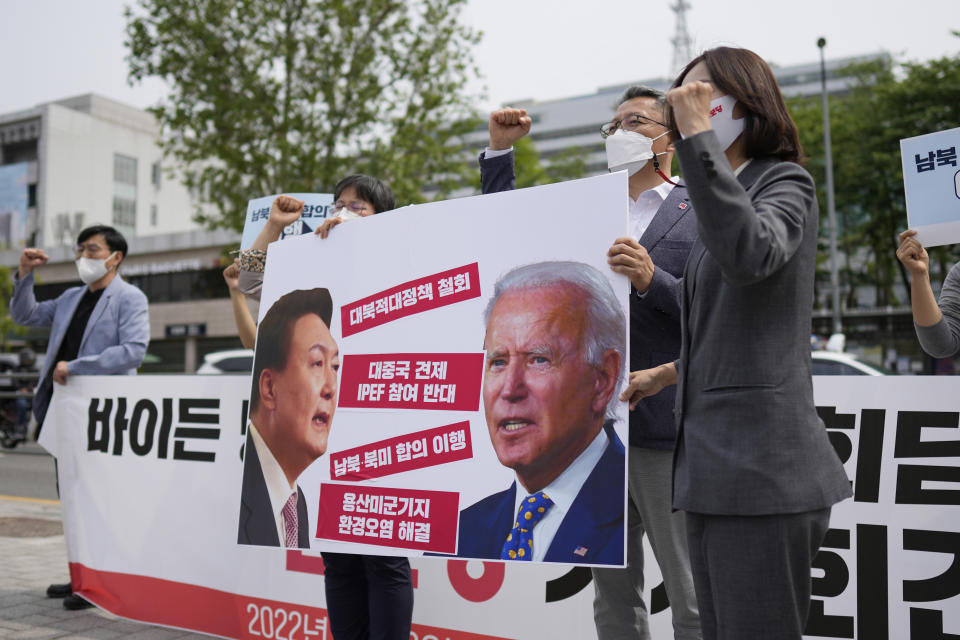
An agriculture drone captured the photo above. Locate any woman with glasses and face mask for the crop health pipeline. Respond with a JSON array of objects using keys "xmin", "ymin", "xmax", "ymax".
[
  {"xmin": 619, "ymin": 47, "xmax": 852, "ymax": 640},
  {"xmin": 237, "ymin": 174, "xmax": 414, "ymax": 640},
  {"xmin": 237, "ymin": 174, "xmax": 395, "ymax": 296}
]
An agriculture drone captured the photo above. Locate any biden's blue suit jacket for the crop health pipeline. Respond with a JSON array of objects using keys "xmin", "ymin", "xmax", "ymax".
[{"xmin": 456, "ymin": 422, "xmax": 625, "ymax": 565}]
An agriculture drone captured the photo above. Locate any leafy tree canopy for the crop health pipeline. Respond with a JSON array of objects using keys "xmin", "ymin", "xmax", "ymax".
[
  {"xmin": 512, "ymin": 137, "xmax": 587, "ymax": 189},
  {"xmin": 788, "ymin": 42, "xmax": 960, "ymax": 308},
  {"xmin": 126, "ymin": 0, "xmax": 481, "ymax": 231}
]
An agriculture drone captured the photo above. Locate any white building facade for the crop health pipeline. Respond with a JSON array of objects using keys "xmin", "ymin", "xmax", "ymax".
[
  {"xmin": 0, "ymin": 93, "xmax": 201, "ymax": 247},
  {"xmin": 0, "ymin": 94, "xmax": 244, "ymax": 373}
]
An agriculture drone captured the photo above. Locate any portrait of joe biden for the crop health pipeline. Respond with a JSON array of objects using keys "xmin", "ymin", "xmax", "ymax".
[{"xmin": 456, "ymin": 261, "xmax": 627, "ymax": 564}]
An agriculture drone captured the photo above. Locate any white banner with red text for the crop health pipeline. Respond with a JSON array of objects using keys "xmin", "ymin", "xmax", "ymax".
[{"xmin": 39, "ymin": 374, "xmax": 960, "ymax": 639}]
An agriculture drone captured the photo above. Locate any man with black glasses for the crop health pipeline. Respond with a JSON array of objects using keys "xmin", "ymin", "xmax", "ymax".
[{"xmin": 11, "ymin": 224, "xmax": 149, "ymax": 610}]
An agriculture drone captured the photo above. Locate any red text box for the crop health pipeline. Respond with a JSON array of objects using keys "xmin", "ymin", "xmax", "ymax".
[
  {"xmin": 338, "ymin": 353, "xmax": 483, "ymax": 411},
  {"xmin": 330, "ymin": 420, "xmax": 474, "ymax": 481},
  {"xmin": 317, "ymin": 484, "xmax": 459, "ymax": 554},
  {"xmin": 341, "ymin": 263, "xmax": 481, "ymax": 337}
]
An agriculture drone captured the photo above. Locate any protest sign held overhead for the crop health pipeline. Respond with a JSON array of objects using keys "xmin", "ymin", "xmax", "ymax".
[
  {"xmin": 901, "ymin": 127, "xmax": 960, "ymax": 247},
  {"xmin": 240, "ymin": 192, "xmax": 334, "ymax": 249},
  {"xmin": 243, "ymin": 173, "xmax": 632, "ymax": 566}
]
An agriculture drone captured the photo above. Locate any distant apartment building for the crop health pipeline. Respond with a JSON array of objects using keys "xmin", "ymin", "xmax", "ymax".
[
  {"xmin": 462, "ymin": 52, "xmax": 890, "ymax": 178},
  {"xmin": 0, "ymin": 94, "xmax": 247, "ymax": 373},
  {"xmin": 0, "ymin": 93, "xmax": 203, "ymax": 246}
]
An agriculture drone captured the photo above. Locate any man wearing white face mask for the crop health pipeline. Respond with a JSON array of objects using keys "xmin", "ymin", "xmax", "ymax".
[
  {"xmin": 10, "ymin": 224, "xmax": 149, "ymax": 609},
  {"xmin": 480, "ymin": 87, "xmax": 701, "ymax": 640}
]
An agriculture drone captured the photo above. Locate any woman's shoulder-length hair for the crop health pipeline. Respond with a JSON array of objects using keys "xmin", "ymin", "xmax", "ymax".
[{"xmin": 670, "ymin": 47, "xmax": 805, "ymax": 164}]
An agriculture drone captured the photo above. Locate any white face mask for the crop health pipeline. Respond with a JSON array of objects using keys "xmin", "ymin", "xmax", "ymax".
[
  {"xmin": 334, "ymin": 208, "xmax": 364, "ymax": 222},
  {"xmin": 75, "ymin": 252, "xmax": 117, "ymax": 285},
  {"xmin": 706, "ymin": 94, "xmax": 745, "ymax": 151},
  {"xmin": 605, "ymin": 129, "xmax": 670, "ymax": 176}
]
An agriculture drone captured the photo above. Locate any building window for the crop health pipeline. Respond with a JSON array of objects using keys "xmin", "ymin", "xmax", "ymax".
[
  {"xmin": 55, "ymin": 212, "xmax": 85, "ymax": 246},
  {"xmin": 125, "ymin": 269, "xmax": 229, "ymax": 303},
  {"xmin": 114, "ymin": 154, "xmax": 137, "ymax": 184},
  {"xmin": 150, "ymin": 204, "xmax": 158, "ymax": 226},
  {"xmin": 151, "ymin": 161, "xmax": 162, "ymax": 189},
  {"xmin": 35, "ymin": 268, "xmax": 231, "ymax": 304},
  {"xmin": 113, "ymin": 154, "xmax": 138, "ymax": 229},
  {"xmin": 113, "ymin": 198, "xmax": 136, "ymax": 227}
]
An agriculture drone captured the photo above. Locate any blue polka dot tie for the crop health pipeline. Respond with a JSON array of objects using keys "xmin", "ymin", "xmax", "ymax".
[{"xmin": 500, "ymin": 492, "xmax": 554, "ymax": 561}]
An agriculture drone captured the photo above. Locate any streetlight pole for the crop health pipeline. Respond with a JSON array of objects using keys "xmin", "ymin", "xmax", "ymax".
[{"xmin": 818, "ymin": 37, "xmax": 842, "ymax": 336}]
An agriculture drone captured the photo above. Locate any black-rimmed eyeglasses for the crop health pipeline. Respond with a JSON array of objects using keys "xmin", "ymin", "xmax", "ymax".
[{"xmin": 600, "ymin": 114, "xmax": 669, "ymax": 139}]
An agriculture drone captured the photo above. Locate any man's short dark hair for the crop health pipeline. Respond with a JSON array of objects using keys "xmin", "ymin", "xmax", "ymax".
[
  {"xmin": 77, "ymin": 225, "xmax": 128, "ymax": 259},
  {"xmin": 249, "ymin": 288, "xmax": 334, "ymax": 412},
  {"xmin": 334, "ymin": 175, "xmax": 395, "ymax": 214},
  {"xmin": 617, "ymin": 85, "xmax": 667, "ymax": 117}
]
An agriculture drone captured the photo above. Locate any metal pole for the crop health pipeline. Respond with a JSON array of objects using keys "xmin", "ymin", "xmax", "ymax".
[{"xmin": 818, "ymin": 37, "xmax": 842, "ymax": 336}]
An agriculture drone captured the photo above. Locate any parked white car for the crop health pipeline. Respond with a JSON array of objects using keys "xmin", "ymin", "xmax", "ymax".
[
  {"xmin": 196, "ymin": 349, "xmax": 254, "ymax": 374},
  {"xmin": 811, "ymin": 351, "xmax": 887, "ymax": 376}
]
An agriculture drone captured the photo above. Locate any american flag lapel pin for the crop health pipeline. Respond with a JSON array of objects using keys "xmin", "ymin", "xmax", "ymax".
[{"xmin": 573, "ymin": 545, "xmax": 588, "ymax": 557}]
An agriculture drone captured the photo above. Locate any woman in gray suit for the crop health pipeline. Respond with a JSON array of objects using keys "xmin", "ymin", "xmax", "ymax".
[{"xmin": 620, "ymin": 47, "xmax": 852, "ymax": 640}]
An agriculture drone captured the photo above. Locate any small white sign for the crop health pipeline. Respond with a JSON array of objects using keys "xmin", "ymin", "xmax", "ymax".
[
  {"xmin": 240, "ymin": 192, "xmax": 334, "ymax": 249},
  {"xmin": 900, "ymin": 127, "xmax": 960, "ymax": 247}
]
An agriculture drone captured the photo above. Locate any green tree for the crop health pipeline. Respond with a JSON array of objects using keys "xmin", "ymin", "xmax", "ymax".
[
  {"xmin": 126, "ymin": 0, "xmax": 481, "ymax": 231},
  {"xmin": 789, "ymin": 45, "xmax": 960, "ymax": 309},
  {"xmin": 0, "ymin": 266, "xmax": 27, "ymax": 350},
  {"xmin": 511, "ymin": 137, "xmax": 587, "ymax": 189}
]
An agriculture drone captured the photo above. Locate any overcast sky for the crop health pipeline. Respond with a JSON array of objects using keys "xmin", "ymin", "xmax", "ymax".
[{"xmin": 2, "ymin": 0, "xmax": 957, "ymax": 116}]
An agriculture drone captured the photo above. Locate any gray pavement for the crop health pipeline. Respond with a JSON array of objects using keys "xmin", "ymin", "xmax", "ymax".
[
  {"xmin": 0, "ymin": 495, "xmax": 212, "ymax": 639},
  {"xmin": 0, "ymin": 441, "xmax": 58, "ymax": 501}
]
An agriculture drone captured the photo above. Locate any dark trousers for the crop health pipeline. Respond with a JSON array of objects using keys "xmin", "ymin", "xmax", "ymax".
[
  {"xmin": 685, "ymin": 508, "xmax": 831, "ymax": 640},
  {"xmin": 321, "ymin": 552, "xmax": 413, "ymax": 640}
]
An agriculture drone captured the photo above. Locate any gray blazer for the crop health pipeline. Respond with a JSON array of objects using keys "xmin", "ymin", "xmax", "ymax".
[
  {"xmin": 672, "ymin": 131, "xmax": 851, "ymax": 516},
  {"xmin": 10, "ymin": 272, "xmax": 149, "ymax": 422}
]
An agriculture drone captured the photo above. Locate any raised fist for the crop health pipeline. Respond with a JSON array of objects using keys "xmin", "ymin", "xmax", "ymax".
[
  {"xmin": 268, "ymin": 195, "xmax": 305, "ymax": 229},
  {"xmin": 18, "ymin": 248, "xmax": 49, "ymax": 278},
  {"xmin": 489, "ymin": 108, "xmax": 532, "ymax": 151}
]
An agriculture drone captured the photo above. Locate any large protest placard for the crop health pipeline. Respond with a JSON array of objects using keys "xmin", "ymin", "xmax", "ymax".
[
  {"xmin": 40, "ymin": 374, "xmax": 960, "ymax": 639},
  {"xmin": 243, "ymin": 173, "xmax": 632, "ymax": 566},
  {"xmin": 241, "ymin": 193, "xmax": 335, "ymax": 249},
  {"xmin": 900, "ymin": 127, "xmax": 960, "ymax": 247}
]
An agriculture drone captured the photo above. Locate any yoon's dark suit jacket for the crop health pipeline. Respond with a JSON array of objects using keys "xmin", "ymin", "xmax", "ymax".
[
  {"xmin": 671, "ymin": 131, "xmax": 852, "ymax": 516},
  {"xmin": 238, "ymin": 431, "xmax": 310, "ymax": 548},
  {"xmin": 479, "ymin": 151, "xmax": 696, "ymax": 449},
  {"xmin": 456, "ymin": 422, "xmax": 625, "ymax": 565}
]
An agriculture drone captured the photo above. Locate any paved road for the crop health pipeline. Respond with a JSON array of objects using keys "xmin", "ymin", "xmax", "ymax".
[
  {"xmin": 0, "ymin": 441, "xmax": 58, "ymax": 501},
  {"xmin": 0, "ymin": 444, "xmax": 210, "ymax": 638}
]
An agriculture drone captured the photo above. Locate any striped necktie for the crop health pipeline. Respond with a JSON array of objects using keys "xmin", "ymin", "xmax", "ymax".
[{"xmin": 282, "ymin": 492, "xmax": 299, "ymax": 548}]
